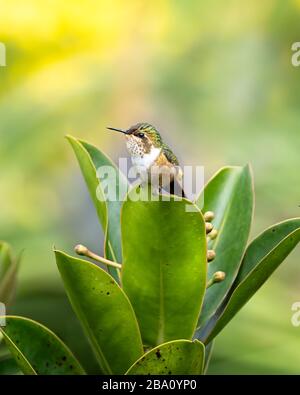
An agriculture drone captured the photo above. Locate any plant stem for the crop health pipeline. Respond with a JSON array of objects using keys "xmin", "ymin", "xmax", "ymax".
[{"xmin": 74, "ymin": 244, "xmax": 122, "ymax": 270}]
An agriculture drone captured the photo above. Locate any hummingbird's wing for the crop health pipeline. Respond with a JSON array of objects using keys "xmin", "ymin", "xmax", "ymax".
[
  {"xmin": 162, "ymin": 144, "xmax": 179, "ymax": 166},
  {"xmin": 161, "ymin": 144, "xmax": 186, "ymax": 197}
]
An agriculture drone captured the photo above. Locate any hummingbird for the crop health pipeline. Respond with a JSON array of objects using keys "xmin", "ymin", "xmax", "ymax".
[{"xmin": 107, "ymin": 122, "xmax": 186, "ymax": 197}]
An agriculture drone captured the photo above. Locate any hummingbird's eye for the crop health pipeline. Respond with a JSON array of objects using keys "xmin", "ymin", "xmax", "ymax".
[{"xmin": 137, "ymin": 132, "xmax": 145, "ymax": 138}]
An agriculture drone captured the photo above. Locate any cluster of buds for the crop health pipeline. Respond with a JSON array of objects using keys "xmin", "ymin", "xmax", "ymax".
[
  {"xmin": 204, "ymin": 211, "xmax": 217, "ymax": 262},
  {"xmin": 74, "ymin": 210, "xmax": 225, "ymax": 290},
  {"xmin": 204, "ymin": 211, "xmax": 226, "ymax": 289}
]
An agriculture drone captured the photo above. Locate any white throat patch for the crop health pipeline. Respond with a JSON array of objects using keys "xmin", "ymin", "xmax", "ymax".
[{"xmin": 131, "ymin": 146, "xmax": 161, "ymax": 169}]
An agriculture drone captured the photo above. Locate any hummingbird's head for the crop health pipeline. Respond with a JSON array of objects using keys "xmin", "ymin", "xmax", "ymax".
[{"xmin": 107, "ymin": 123, "xmax": 163, "ymax": 157}]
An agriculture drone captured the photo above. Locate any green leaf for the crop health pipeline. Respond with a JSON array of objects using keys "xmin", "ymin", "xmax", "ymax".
[
  {"xmin": 196, "ymin": 165, "xmax": 253, "ymax": 328},
  {"xmin": 55, "ymin": 250, "xmax": 143, "ymax": 374},
  {"xmin": 0, "ymin": 356, "xmax": 21, "ymax": 375},
  {"xmin": 198, "ymin": 218, "xmax": 300, "ymax": 343},
  {"xmin": 67, "ymin": 136, "xmax": 128, "ymax": 280},
  {"xmin": 122, "ymin": 188, "xmax": 207, "ymax": 347},
  {"xmin": 0, "ymin": 242, "xmax": 19, "ymax": 306},
  {"xmin": 0, "ymin": 242, "xmax": 13, "ymax": 279},
  {"xmin": 126, "ymin": 339, "xmax": 205, "ymax": 375},
  {"xmin": 203, "ymin": 341, "xmax": 214, "ymax": 374},
  {"xmin": 0, "ymin": 316, "xmax": 85, "ymax": 375}
]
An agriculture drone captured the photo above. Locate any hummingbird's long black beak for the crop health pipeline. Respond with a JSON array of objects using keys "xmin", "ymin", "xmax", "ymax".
[{"xmin": 107, "ymin": 127, "xmax": 128, "ymax": 134}]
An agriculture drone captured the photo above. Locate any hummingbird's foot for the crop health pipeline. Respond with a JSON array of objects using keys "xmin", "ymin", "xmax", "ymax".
[{"xmin": 206, "ymin": 271, "xmax": 226, "ymax": 289}]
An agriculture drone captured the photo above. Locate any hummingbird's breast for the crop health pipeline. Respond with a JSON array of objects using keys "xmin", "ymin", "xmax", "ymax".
[
  {"xmin": 131, "ymin": 147, "xmax": 161, "ymax": 169},
  {"xmin": 126, "ymin": 136, "xmax": 161, "ymax": 169}
]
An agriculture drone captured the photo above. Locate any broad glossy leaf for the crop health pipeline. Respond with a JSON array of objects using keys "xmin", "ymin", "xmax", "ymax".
[
  {"xmin": 198, "ymin": 218, "xmax": 300, "ymax": 343},
  {"xmin": 122, "ymin": 189, "xmax": 207, "ymax": 346},
  {"xmin": 67, "ymin": 136, "xmax": 128, "ymax": 280},
  {"xmin": 196, "ymin": 165, "xmax": 253, "ymax": 328},
  {"xmin": 0, "ymin": 316, "xmax": 85, "ymax": 375},
  {"xmin": 55, "ymin": 250, "xmax": 143, "ymax": 374},
  {"xmin": 126, "ymin": 339, "xmax": 205, "ymax": 375}
]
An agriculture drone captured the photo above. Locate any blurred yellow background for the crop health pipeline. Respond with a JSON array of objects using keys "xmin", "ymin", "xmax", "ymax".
[{"xmin": 0, "ymin": 0, "xmax": 300, "ymax": 373}]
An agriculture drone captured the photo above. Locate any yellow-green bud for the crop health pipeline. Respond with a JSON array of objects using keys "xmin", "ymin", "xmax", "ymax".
[
  {"xmin": 213, "ymin": 271, "xmax": 226, "ymax": 283},
  {"xmin": 208, "ymin": 229, "xmax": 218, "ymax": 240},
  {"xmin": 205, "ymin": 222, "xmax": 213, "ymax": 234},
  {"xmin": 207, "ymin": 249, "xmax": 216, "ymax": 262},
  {"xmin": 206, "ymin": 271, "xmax": 226, "ymax": 288},
  {"xmin": 75, "ymin": 244, "xmax": 88, "ymax": 256},
  {"xmin": 204, "ymin": 211, "xmax": 214, "ymax": 222}
]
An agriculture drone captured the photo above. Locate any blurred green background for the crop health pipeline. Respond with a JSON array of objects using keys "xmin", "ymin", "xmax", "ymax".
[{"xmin": 0, "ymin": 0, "xmax": 299, "ymax": 374}]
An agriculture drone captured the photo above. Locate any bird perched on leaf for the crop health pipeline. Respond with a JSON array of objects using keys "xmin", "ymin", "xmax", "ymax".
[{"xmin": 107, "ymin": 122, "xmax": 186, "ymax": 197}]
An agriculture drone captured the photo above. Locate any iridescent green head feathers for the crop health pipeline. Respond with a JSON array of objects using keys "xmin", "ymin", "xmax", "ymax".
[{"xmin": 107, "ymin": 122, "xmax": 180, "ymax": 166}]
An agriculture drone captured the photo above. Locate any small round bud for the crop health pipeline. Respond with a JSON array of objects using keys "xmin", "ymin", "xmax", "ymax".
[
  {"xmin": 206, "ymin": 270, "xmax": 226, "ymax": 289},
  {"xmin": 75, "ymin": 244, "xmax": 88, "ymax": 256},
  {"xmin": 204, "ymin": 211, "xmax": 214, "ymax": 222},
  {"xmin": 208, "ymin": 229, "xmax": 218, "ymax": 240},
  {"xmin": 207, "ymin": 249, "xmax": 216, "ymax": 262},
  {"xmin": 205, "ymin": 222, "xmax": 213, "ymax": 234},
  {"xmin": 213, "ymin": 271, "xmax": 225, "ymax": 283}
]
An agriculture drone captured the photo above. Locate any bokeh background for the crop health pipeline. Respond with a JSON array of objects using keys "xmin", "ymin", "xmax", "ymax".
[{"xmin": 0, "ymin": 0, "xmax": 300, "ymax": 374}]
